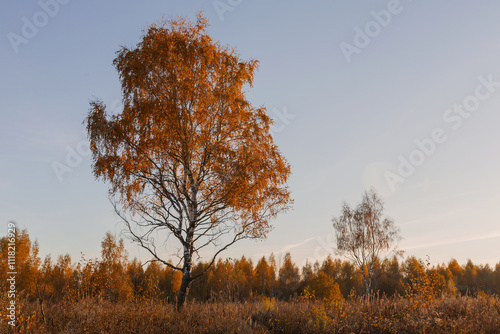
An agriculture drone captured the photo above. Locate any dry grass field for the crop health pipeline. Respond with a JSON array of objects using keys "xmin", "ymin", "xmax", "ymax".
[{"xmin": 2, "ymin": 294, "xmax": 499, "ymax": 333}]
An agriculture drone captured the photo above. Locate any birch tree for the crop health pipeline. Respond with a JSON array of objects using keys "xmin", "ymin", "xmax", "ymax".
[
  {"xmin": 86, "ymin": 14, "xmax": 292, "ymax": 310},
  {"xmin": 332, "ymin": 189, "xmax": 402, "ymax": 295}
]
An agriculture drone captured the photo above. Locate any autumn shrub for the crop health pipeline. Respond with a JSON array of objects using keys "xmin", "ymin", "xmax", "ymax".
[
  {"xmin": 261, "ymin": 296, "xmax": 275, "ymax": 311},
  {"xmin": 304, "ymin": 271, "xmax": 344, "ymax": 304}
]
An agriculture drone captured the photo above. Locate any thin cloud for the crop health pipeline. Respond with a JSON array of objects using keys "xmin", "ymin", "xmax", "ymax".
[
  {"xmin": 404, "ymin": 231, "xmax": 500, "ymax": 251},
  {"xmin": 277, "ymin": 237, "xmax": 316, "ymax": 253},
  {"xmin": 257, "ymin": 237, "xmax": 317, "ymax": 258},
  {"xmin": 400, "ymin": 208, "xmax": 469, "ymax": 226}
]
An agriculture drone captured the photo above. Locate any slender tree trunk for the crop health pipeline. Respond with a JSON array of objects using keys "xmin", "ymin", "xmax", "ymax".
[
  {"xmin": 361, "ymin": 267, "xmax": 370, "ymax": 296},
  {"xmin": 176, "ymin": 202, "xmax": 196, "ymax": 311},
  {"xmin": 176, "ymin": 265, "xmax": 192, "ymax": 311}
]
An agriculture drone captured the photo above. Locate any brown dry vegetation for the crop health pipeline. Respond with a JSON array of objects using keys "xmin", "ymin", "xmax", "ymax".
[
  {"xmin": 2, "ymin": 229, "xmax": 500, "ymax": 333},
  {"xmin": 1, "ymin": 294, "xmax": 500, "ymax": 333}
]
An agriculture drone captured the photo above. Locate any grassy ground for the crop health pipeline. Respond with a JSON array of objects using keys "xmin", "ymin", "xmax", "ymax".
[{"xmin": 2, "ymin": 294, "xmax": 500, "ymax": 333}]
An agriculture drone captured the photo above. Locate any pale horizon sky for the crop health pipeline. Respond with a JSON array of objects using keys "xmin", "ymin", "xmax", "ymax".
[{"xmin": 1, "ymin": 1, "xmax": 499, "ymax": 269}]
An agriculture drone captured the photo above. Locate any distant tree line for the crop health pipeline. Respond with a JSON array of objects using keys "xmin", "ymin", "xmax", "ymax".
[{"xmin": 1, "ymin": 229, "xmax": 500, "ymax": 305}]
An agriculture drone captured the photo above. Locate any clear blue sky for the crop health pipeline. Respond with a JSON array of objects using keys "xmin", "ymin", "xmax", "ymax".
[{"xmin": 2, "ymin": 0, "xmax": 499, "ymax": 268}]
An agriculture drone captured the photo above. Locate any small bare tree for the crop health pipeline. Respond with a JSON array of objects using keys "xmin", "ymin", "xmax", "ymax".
[{"xmin": 332, "ymin": 189, "xmax": 402, "ymax": 295}]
